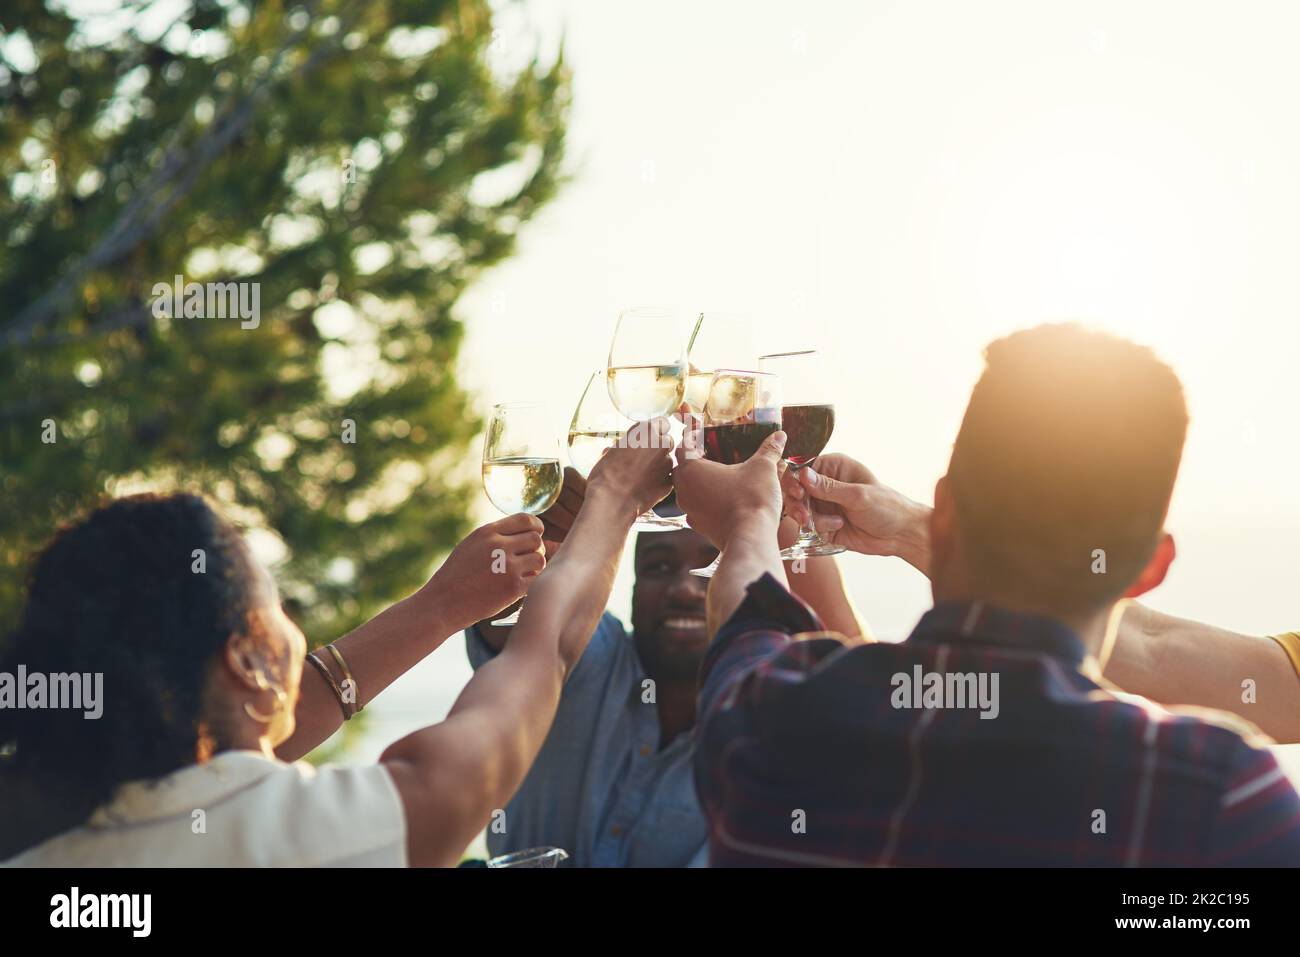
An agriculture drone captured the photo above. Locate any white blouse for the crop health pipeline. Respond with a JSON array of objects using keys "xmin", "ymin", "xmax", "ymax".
[{"xmin": 3, "ymin": 750, "xmax": 407, "ymax": 867}]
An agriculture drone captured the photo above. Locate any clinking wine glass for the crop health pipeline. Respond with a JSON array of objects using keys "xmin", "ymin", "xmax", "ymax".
[
  {"xmin": 567, "ymin": 370, "xmax": 635, "ymax": 477},
  {"xmin": 758, "ymin": 350, "xmax": 845, "ymax": 560},
  {"xmin": 606, "ymin": 306, "xmax": 688, "ymax": 530},
  {"xmin": 568, "ymin": 370, "xmax": 687, "ymax": 528},
  {"xmin": 686, "ymin": 370, "xmax": 783, "ymax": 578},
  {"xmin": 482, "ymin": 402, "xmax": 563, "ymax": 626},
  {"xmin": 684, "ymin": 311, "xmax": 762, "ymax": 413}
]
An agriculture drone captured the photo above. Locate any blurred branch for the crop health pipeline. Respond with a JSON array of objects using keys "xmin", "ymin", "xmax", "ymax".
[{"xmin": 1, "ymin": 1, "xmax": 362, "ymax": 353}]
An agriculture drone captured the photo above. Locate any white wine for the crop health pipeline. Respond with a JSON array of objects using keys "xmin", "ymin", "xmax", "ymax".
[
  {"xmin": 706, "ymin": 372, "xmax": 761, "ymax": 421},
  {"xmin": 685, "ymin": 370, "xmax": 714, "ymax": 414},
  {"xmin": 566, "ymin": 429, "xmax": 623, "ymax": 476},
  {"xmin": 482, "ymin": 457, "xmax": 563, "ymax": 515},
  {"xmin": 606, "ymin": 364, "xmax": 685, "ymax": 421}
]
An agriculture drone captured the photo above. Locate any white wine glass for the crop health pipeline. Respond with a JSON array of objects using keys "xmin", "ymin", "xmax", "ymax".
[
  {"xmin": 567, "ymin": 370, "xmax": 635, "ymax": 477},
  {"xmin": 606, "ymin": 306, "xmax": 688, "ymax": 529},
  {"xmin": 486, "ymin": 846, "xmax": 570, "ymax": 868},
  {"xmin": 684, "ymin": 311, "xmax": 762, "ymax": 413},
  {"xmin": 482, "ymin": 402, "xmax": 563, "ymax": 625},
  {"xmin": 687, "ymin": 370, "xmax": 783, "ymax": 578},
  {"xmin": 759, "ymin": 350, "xmax": 844, "ymax": 560}
]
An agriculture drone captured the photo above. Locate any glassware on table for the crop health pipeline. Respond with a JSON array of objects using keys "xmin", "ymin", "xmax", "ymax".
[
  {"xmin": 605, "ymin": 306, "xmax": 688, "ymax": 530},
  {"xmin": 687, "ymin": 369, "xmax": 783, "ymax": 578},
  {"xmin": 758, "ymin": 350, "xmax": 844, "ymax": 560},
  {"xmin": 485, "ymin": 846, "xmax": 570, "ymax": 868},
  {"xmin": 482, "ymin": 402, "xmax": 563, "ymax": 625}
]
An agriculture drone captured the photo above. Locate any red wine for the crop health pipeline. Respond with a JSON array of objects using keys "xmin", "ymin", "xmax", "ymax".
[
  {"xmin": 703, "ymin": 420, "xmax": 781, "ymax": 465},
  {"xmin": 781, "ymin": 404, "xmax": 834, "ymax": 466}
]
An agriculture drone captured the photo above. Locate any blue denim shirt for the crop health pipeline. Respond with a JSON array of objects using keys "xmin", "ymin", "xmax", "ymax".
[{"xmin": 466, "ymin": 612, "xmax": 708, "ymax": 867}]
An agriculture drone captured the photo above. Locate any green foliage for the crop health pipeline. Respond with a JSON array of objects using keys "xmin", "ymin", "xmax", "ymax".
[{"xmin": 0, "ymin": 1, "xmax": 570, "ymax": 644}]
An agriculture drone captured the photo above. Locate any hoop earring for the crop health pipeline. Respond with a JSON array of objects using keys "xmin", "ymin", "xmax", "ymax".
[{"xmin": 243, "ymin": 669, "xmax": 288, "ymax": 725}]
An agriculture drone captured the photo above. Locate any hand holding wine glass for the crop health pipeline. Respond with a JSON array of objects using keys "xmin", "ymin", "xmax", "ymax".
[
  {"xmin": 586, "ymin": 417, "xmax": 676, "ymax": 521},
  {"xmin": 673, "ymin": 427, "xmax": 788, "ymax": 553},
  {"xmin": 680, "ymin": 369, "xmax": 782, "ymax": 577},
  {"xmin": 536, "ymin": 467, "xmax": 588, "ymax": 547},
  {"xmin": 482, "ymin": 402, "xmax": 564, "ymax": 626},
  {"xmin": 567, "ymin": 369, "xmax": 634, "ymax": 478},
  {"xmin": 758, "ymin": 350, "xmax": 844, "ymax": 560},
  {"xmin": 421, "ymin": 514, "xmax": 545, "ymax": 632},
  {"xmin": 605, "ymin": 306, "xmax": 688, "ymax": 529},
  {"xmin": 782, "ymin": 452, "xmax": 932, "ymax": 573}
]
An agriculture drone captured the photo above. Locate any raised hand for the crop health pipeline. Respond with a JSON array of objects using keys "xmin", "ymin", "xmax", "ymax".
[
  {"xmin": 782, "ymin": 453, "xmax": 932, "ymax": 574},
  {"xmin": 674, "ymin": 429, "xmax": 787, "ymax": 548},
  {"xmin": 420, "ymin": 513, "xmax": 546, "ymax": 630},
  {"xmin": 587, "ymin": 418, "xmax": 675, "ymax": 518},
  {"xmin": 538, "ymin": 467, "xmax": 587, "ymax": 546}
]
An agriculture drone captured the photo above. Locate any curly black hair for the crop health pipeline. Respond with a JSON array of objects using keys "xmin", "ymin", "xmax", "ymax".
[{"xmin": 0, "ymin": 493, "xmax": 264, "ymax": 857}]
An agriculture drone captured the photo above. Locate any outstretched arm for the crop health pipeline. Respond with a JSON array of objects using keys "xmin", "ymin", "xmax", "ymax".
[
  {"xmin": 379, "ymin": 420, "xmax": 674, "ymax": 866},
  {"xmin": 471, "ymin": 468, "xmax": 587, "ymax": 656},
  {"xmin": 674, "ymin": 430, "xmax": 789, "ymax": 636},
  {"xmin": 276, "ymin": 514, "xmax": 546, "ymax": 761},
  {"xmin": 1106, "ymin": 604, "xmax": 1300, "ymax": 743},
  {"xmin": 789, "ymin": 453, "xmax": 1300, "ymax": 741}
]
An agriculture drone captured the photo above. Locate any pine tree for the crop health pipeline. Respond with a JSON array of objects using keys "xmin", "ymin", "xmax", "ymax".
[{"xmin": 0, "ymin": 0, "xmax": 569, "ymax": 644}]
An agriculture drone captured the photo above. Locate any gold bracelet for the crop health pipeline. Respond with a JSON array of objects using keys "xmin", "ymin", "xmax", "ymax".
[
  {"xmin": 305, "ymin": 650, "xmax": 352, "ymax": 721},
  {"xmin": 1268, "ymin": 632, "xmax": 1300, "ymax": 684},
  {"xmin": 324, "ymin": 643, "xmax": 361, "ymax": 718}
]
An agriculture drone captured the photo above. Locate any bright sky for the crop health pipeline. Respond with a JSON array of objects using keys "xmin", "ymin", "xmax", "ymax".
[
  {"xmin": 340, "ymin": 0, "xmax": 1300, "ymax": 766},
  {"xmin": 450, "ymin": 0, "xmax": 1299, "ymax": 642}
]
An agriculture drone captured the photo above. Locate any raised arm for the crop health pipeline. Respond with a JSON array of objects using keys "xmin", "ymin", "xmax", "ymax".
[
  {"xmin": 471, "ymin": 467, "xmax": 588, "ymax": 655},
  {"xmin": 791, "ymin": 453, "xmax": 1300, "ymax": 742},
  {"xmin": 674, "ymin": 430, "xmax": 789, "ymax": 636},
  {"xmin": 378, "ymin": 421, "xmax": 673, "ymax": 866},
  {"xmin": 1105, "ymin": 604, "xmax": 1300, "ymax": 742},
  {"xmin": 778, "ymin": 515, "xmax": 870, "ymax": 640},
  {"xmin": 275, "ymin": 514, "xmax": 546, "ymax": 761}
]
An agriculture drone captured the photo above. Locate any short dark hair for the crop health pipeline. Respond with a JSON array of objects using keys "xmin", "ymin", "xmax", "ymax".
[{"xmin": 947, "ymin": 323, "xmax": 1187, "ymax": 616}]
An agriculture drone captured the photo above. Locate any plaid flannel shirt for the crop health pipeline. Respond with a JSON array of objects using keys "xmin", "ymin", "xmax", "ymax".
[{"xmin": 694, "ymin": 574, "xmax": 1300, "ymax": 867}]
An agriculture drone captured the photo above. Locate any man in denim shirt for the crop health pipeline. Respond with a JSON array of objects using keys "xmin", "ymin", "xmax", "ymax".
[
  {"xmin": 465, "ymin": 481, "xmax": 863, "ymax": 867},
  {"xmin": 466, "ymin": 504, "xmax": 716, "ymax": 867}
]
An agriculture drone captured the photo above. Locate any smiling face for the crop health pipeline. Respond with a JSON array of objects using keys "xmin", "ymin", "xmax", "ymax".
[{"xmin": 630, "ymin": 529, "xmax": 718, "ymax": 682}]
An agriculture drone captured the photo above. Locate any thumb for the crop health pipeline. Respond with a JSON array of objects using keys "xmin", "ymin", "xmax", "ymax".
[
  {"xmin": 800, "ymin": 466, "xmax": 857, "ymax": 504},
  {"xmin": 754, "ymin": 429, "xmax": 787, "ymax": 465}
]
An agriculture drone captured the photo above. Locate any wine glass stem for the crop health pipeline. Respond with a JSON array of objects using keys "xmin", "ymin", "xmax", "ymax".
[{"xmin": 793, "ymin": 462, "xmax": 824, "ymax": 544}]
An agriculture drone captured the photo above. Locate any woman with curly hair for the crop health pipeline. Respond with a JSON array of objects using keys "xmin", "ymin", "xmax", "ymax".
[{"xmin": 1, "ymin": 434, "xmax": 671, "ymax": 866}]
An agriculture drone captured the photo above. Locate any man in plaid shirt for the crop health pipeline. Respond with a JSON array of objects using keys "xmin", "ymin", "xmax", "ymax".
[{"xmin": 674, "ymin": 324, "xmax": 1300, "ymax": 866}]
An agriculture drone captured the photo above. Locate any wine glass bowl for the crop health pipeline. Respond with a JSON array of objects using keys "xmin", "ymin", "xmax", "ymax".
[
  {"xmin": 567, "ymin": 371, "xmax": 634, "ymax": 477},
  {"xmin": 758, "ymin": 350, "xmax": 845, "ymax": 560},
  {"xmin": 684, "ymin": 311, "xmax": 761, "ymax": 414},
  {"xmin": 482, "ymin": 402, "xmax": 563, "ymax": 624},
  {"xmin": 687, "ymin": 369, "xmax": 782, "ymax": 578},
  {"xmin": 606, "ymin": 306, "xmax": 689, "ymax": 530},
  {"xmin": 606, "ymin": 306, "xmax": 687, "ymax": 420}
]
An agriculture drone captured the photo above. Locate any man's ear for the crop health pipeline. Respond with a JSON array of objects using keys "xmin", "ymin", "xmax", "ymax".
[{"xmin": 1124, "ymin": 532, "xmax": 1176, "ymax": 598}]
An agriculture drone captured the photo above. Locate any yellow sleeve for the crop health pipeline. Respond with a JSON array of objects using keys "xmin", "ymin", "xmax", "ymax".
[{"xmin": 1267, "ymin": 631, "xmax": 1300, "ymax": 683}]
